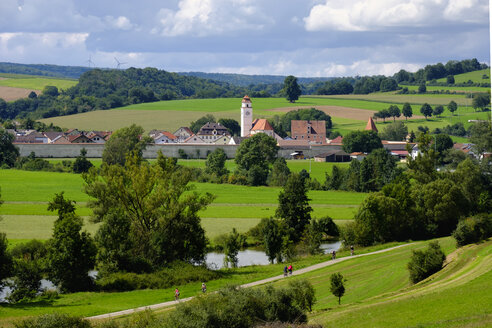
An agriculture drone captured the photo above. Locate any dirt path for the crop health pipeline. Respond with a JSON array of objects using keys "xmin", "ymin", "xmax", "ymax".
[{"xmin": 86, "ymin": 243, "xmax": 414, "ymax": 321}]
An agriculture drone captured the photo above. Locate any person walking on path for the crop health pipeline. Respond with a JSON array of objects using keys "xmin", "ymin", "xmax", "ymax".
[
  {"xmin": 201, "ymin": 283, "xmax": 207, "ymax": 293},
  {"xmin": 288, "ymin": 265, "xmax": 293, "ymax": 275},
  {"xmin": 175, "ymin": 288, "xmax": 180, "ymax": 301},
  {"xmin": 283, "ymin": 266, "xmax": 288, "ymax": 277},
  {"xmin": 332, "ymin": 250, "xmax": 336, "ymax": 260},
  {"xmin": 350, "ymin": 245, "xmax": 354, "ymax": 256}
]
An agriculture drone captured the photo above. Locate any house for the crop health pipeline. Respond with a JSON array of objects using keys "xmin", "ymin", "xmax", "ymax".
[
  {"xmin": 327, "ymin": 136, "xmax": 343, "ymax": 145},
  {"xmin": 196, "ymin": 122, "xmax": 231, "ymax": 143},
  {"xmin": 14, "ymin": 131, "xmax": 47, "ymax": 144},
  {"xmin": 149, "ymin": 130, "xmax": 177, "ymax": 144},
  {"xmin": 68, "ymin": 134, "xmax": 93, "ymax": 143},
  {"xmin": 173, "ymin": 127, "xmax": 194, "ymax": 142},
  {"xmin": 390, "ymin": 150, "xmax": 409, "ymax": 162},
  {"xmin": 214, "ymin": 136, "xmax": 232, "ymax": 145},
  {"xmin": 86, "ymin": 131, "xmax": 108, "ymax": 144},
  {"xmin": 43, "ymin": 131, "xmax": 64, "ymax": 143},
  {"xmin": 291, "ymin": 120, "xmax": 326, "ymax": 144},
  {"xmin": 315, "ymin": 151, "xmax": 351, "ymax": 162}
]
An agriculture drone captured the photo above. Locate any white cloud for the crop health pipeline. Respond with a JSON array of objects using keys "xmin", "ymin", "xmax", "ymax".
[
  {"xmin": 304, "ymin": 0, "xmax": 489, "ymax": 32},
  {"xmin": 105, "ymin": 16, "xmax": 134, "ymax": 30},
  {"xmin": 155, "ymin": 0, "xmax": 270, "ymax": 36}
]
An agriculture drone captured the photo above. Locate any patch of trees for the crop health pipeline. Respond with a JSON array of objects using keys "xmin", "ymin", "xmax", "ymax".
[
  {"xmin": 268, "ymin": 108, "xmax": 332, "ymax": 138},
  {"xmin": 407, "ymin": 241, "xmax": 445, "ymax": 284},
  {"xmin": 341, "ymin": 133, "xmax": 492, "ymax": 247},
  {"xmin": 315, "ymin": 78, "xmax": 354, "ymax": 95},
  {"xmin": 452, "ymin": 213, "xmax": 492, "ymax": 247},
  {"xmin": 0, "ymin": 128, "xmax": 19, "ymax": 168},
  {"xmin": 353, "ymin": 76, "xmax": 399, "ymax": 94},
  {"xmin": 324, "ymin": 148, "xmax": 400, "ymax": 193},
  {"xmin": 394, "ymin": 59, "xmax": 487, "ymax": 83}
]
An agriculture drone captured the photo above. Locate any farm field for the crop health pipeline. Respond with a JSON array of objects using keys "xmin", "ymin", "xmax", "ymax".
[{"xmin": 0, "ymin": 74, "xmax": 77, "ymax": 91}]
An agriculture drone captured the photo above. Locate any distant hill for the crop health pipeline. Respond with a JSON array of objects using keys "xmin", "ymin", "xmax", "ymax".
[
  {"xmin": 178, "ymin": 72, "xmax": 333, "ymax": 87},
  {"xmin": 0, "ymin": 62, "xmax": 92, "ymax": 79}
]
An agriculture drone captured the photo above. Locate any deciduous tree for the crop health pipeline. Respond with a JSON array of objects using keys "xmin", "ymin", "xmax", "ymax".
[
  {"xmin": 330, "ymin": 272, "xmax": 346, "ymax": 305},
  {"xmin": 205, "ymin": 148, "xmax": 228, "ymax": 177},
  {"xmin": 342, "ymin": 130, "xmax": 382, "ymax": 154},
  {"xmin": 282, "ymin": 75, "xmax": 302, "ymax": 103},
  {"xmin": 447, "ymin": 100, "xmax": 458, "ymax": 115},
  {"xmin": 402, "ymin": 102, "xmax": 413, "ymax": 120},
  {"xmin": 102, "ymin": 124, "xmax": 150, "ymax": 166},
  {"xmin": 0, "ymin": 128, "xmax": 19, "ymax": 167},
  {"xmin": 276, "ymin": 173, "xmax": 312, "ymax": 242},
  {"xmin": 420, "ymin": 103, "xmax": 433, "ymax": 120}
]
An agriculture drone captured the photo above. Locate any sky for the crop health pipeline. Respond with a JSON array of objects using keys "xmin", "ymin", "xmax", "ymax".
[{"xmin": 0, "ymin": 0, "xmax": 489, "ymax": 77}]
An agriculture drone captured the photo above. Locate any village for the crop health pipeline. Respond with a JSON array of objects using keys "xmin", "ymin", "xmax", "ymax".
[{"xmin": 6, "ymin": 95, "xmax": 480, "ymax": 163}]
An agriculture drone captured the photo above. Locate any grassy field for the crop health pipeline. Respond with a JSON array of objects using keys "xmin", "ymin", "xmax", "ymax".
[
  {"xmin": 0, "ymin": 168, "xmax": 365, "ymax": 243},
  {"xmin": 0, "ymin": 74, "xmax": 77, "ymax": 91},
  {"xmin": 320, "ymin": 92, "xmax": 472, "ymax": 106},
  {"xmin": 436, "ymin": 68, "xmax": 491, "ymax": 84}
]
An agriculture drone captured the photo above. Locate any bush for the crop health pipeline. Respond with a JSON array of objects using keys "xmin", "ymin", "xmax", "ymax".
[
  {"xmin": 453, "ymin": 214, "xmax": 492, "ymax": 247},
  {"xmin": 96, "ymin": 262, "xmax": 221, "ymax": 291},
  {"xmin": 407, "ymin": 241, "xmax": 445, "ymax": 284},
  {"xmin": 163, "ymin": 280, "xmax": 316, "ymax": 328},
  {"xmin": 14, "ymin": 313, "xmax": 91, "ymax": 328}
]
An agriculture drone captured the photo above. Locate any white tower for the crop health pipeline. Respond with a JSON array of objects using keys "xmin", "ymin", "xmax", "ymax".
[{"xmin": 240, "ymin": 95, "xmax": 253, "ymax": 137}]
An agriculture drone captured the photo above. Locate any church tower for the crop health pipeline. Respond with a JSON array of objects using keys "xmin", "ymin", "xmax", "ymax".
[{"xmin": 241, "ymin": 95, "xmax": 253, "ymax": 137}]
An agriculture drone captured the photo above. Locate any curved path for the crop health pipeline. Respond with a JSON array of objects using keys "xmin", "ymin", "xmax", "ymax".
[{"xmin": 86, "ymin": 243, "xmax": 414, "ymax": 321}]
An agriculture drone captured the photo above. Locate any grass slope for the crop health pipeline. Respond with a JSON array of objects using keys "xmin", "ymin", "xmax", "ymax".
[
  {"xmin": 307, "ymin": 239, "xmax": 492, "ymax": 328},
  {"xmin": 436, "ymin": 68, "xmax": 491, "ymax": 84}
]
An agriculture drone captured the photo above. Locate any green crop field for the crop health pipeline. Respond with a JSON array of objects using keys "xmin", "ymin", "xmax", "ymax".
[
  {"xmin": 314, "ymin": 93, "xmax": 472, "ymax": 106},
  {"xmin": 436, "ymin": 68, "xmax": 491, "ymax": 84},
  {"xmin": 0, "ymin": 74, "xmax": 77, "ymax": 90}
]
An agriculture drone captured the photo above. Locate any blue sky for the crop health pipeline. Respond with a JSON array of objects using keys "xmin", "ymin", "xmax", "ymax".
[{"xmin": 0, "ymin": 0, "xmax": 489, "ymax": 77}]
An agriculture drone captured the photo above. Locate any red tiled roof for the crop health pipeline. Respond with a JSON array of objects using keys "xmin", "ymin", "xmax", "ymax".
[
  {"xmin": 242, "ymin": 95, "xmax": 251, "ymax": 103},
  {"xmin": 330, "ymin": 136, "xmax": 343, "ymax": 144},
  {"xmin": 251, "ymin": 119, "xmax": 273, "ymax": 131},
  {"xmin": 160, "ymin": 131, "xmax": 177, "ymax": 140}
]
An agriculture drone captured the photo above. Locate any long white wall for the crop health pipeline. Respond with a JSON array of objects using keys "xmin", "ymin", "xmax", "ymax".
[{"xmin": 15, "ymin": 143, "xmax": 344, "ymax": 159}]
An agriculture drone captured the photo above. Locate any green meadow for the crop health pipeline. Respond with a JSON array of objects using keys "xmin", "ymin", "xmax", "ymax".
[
  {"xmin": 313, "ymin": 93, "xmax": 471, "ymax": 106},
  {"xmin": 436, "ymin": 68, "xmax": 491, "ymax": 84},
  {"xmin": 0, "ymin": 73, "xmax": 78, "ymax": 91},
  {"xmin": 402, "ymin": 84, "xmax": 489, "ymax": 93},
  {"xmin": 0, "ymin": 168, "xmax": 365, "ymax": 243}
]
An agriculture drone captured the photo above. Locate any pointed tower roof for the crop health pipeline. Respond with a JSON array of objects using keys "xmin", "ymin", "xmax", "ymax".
[
  {"xmin": 365, "ymin": 117, "xmax": 378, "ymax": 132},
  {"xmin": 242, "ymin": 95, "xmax": 251, "ymax": 103}
]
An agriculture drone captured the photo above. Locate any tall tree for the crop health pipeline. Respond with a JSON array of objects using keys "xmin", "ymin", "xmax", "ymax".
[
  {"xmin": 388, "ymin": 105, "xmax": 401, "ymax": 121},
  {"xmin": 433, "ymin": 105, "xmax": 444, "ymax": 117},
  {"xmin": 380, "ymin": 121, "xmax": 408, "ymax": 141},
  {"xmin": 447, "ymin": 101, "xmax": 458, "ymax": 115},
  {"xmin": 276, "ymin": 173, "xmax": 313, "ymax": 242},
  {"xmin": 102, "ymin": 124, "xmax": 150, "ymax": 166},
  {"xmin": 282, "ymin": 75, "xmax": 302, "ymax": 103},
  {"xmin": 84, "ymin": 152, "xmax": 214, "ymax": 269},
  {"xmin": 218, "ymin": 118, "xmax": 241, "ymax": 136},
  {"xmin": 72, "ymin": 148, "xmax": 93, "ymax": 173},
  {"xmin": 268, "ymin": 157, "xmax": 291, "ymax": 186},
  {"xmin": 0, "ymin": 128, "xmax": 19, "ymax": 167},
  {"xmin": 46, "ymin": 192, "xmax": 96, "ymax": 292},
  {"xmin": 224, "ymin": 228, "xmax": 243, "ymax": 268},
  {"xmin": 190, "ymin": 115, "xmax": 216, "ymax": 134},
  {"xmin": 469, "ymin": 121, "xmax": 492, "ymax": 155},
  {"xmin": 330, "ymin": 273, "xmax": 346, "ymax": 305},
  {"xmin": 261, "ymin": 218, "xmax": 286, "ymax": 264},
  {"xmin": 205, "ymin": 148, "xmax": 228, "ymax": 177},
  {"xmin": 235, "ymin": 133, "xmax": 278, "ymax": 186},
  {"xmin": 342, "ymin": 130, "xmax": 383, "ymax": 154},
  {"xmin": 420, "ymin": 103, "xmax": 433, "ymax": 120},
  {"xmin": 402, "ymin": 102, "xmax": 413, "ymax": 120},
  {"xmin": 472, "ymin": 93, "xmax": 490, "ymax": 111}
]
